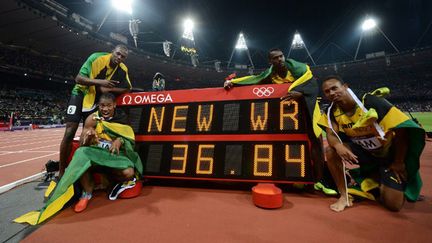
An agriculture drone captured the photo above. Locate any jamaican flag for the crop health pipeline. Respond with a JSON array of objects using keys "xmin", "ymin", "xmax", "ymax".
[
  {"xmin": 72, "ymin": 52, "xmax": 131, "ymax": 112},
  {"xmin": 14, "ymin": 110, "xmax": 142, "ymax": 225},
  {"xmin": 229, "ymin": 59, "xmax": 321, "ymax": 137},
  {"xmin": 319, "ymin": 90, "xmax": 425, "ymax": 202}
]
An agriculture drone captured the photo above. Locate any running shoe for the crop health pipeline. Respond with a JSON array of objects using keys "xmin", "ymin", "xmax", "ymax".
[{"xmin": 109, "ymin": 178, "xmax": 137, "ymax": 201}]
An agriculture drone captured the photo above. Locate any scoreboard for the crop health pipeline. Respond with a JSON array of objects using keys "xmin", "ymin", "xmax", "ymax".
[{"xmin": 117, "ymin": 83, "xmax": 315, "ymax": 183}]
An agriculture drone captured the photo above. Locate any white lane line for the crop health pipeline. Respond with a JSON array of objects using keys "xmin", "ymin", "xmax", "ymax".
[
  {"xmin": 2, "ymin": 130, "xmax": 61, "ymax": 138},
  {"xmin": 27, "ymin": 144, "xmax": 59, "ymax": 150},
  {"xmin": 0, "ymin": 136, "xmax": 63, "ymax": 142},
  {"xmin": 0, "ymin": 138, "xmax": 59, "ymax": 144},
  {"xmin": 0, "ymin": 145, "xmax": 58, "ymax": 155},
  {"xmin": 0, "ymin": 144, "xmax": 58, "ymax": 155},
  {"xmin": 0, "ymin": 151, "xmax": 58, "ymax": 154},
  {"xmin": 0, "ymin": 140, "xmax": 61, "ymax": 149},
  {"xmin": 0, "ymin": 135, "xmax": 62, "ymax": 144},
  {"xmin": 0, "ymin": 131, "xmax": 62, "ymax": 137},
  {"xmin": 0, "ymin": 172, "xmax": 46, "ymax": 194},
  {"xmin": 0, "ymin": 152, "xmax": 59, "ymax": 169}
]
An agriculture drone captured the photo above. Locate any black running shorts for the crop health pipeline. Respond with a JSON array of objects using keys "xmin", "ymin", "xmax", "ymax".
[
  {"xmin": 347, "ymin": 142, "xmax": 405, "ymax": 191},
  {"xmin": 65, "ymin": 92, "xmax": 95, "ymax": 123}
]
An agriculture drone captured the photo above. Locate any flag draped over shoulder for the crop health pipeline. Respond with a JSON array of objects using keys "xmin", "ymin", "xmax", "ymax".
[
  {"xmin": 319, "ymin": 91, "xmax": 425, "ymax": 201},
  {"xmin": 72, "ymin": 53, "xmax": 131, "ymax": 111},
  {"xmin": 14, "ymin": 111, "xmax": 143, "ymax": 225},
  {"xmin": 229, "ymin": 59, "xmax": 321, "ymax": 137}
]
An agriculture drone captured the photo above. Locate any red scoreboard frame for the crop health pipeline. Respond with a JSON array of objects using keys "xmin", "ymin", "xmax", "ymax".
[{"xmin": 117, "ymin": 83, "xmax": 315, "ymax": 184}]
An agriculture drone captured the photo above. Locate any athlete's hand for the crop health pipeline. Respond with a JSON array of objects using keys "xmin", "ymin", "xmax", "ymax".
[
  {"xmin": 388, "ymin": 161, "xmax": 407, "ymax": 182},
  {"xmin": 280, "ymin": 91, "xmax": 302, "ymax": 101},
  {"xmin": 98, "ymin": 79, "xmax": 119, "ymax": 88},
  {"xmin": 110, "ymin": 138, "xmax": 122, "ymax": 155},
  {"xmin": 334, "ymin": 143, "xmax": 358, "ymax": 165},
  {"xmin": 224, "ymin": 80, "xmax": 233, "ymax": 90},
  {"xmin": 82, "ymin": 129, "xmax": 98, "ymax": 146}
]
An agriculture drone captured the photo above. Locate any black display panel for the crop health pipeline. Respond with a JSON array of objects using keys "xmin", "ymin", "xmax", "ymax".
[{"xmin": 118, "ymin": 84, "xmax": 315, "ymax": 183}]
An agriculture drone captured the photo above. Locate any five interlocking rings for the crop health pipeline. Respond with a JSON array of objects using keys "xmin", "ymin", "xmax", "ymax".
[{"xmin": 252, "ymin": 87, "xmax": 274, "ymax": 97}]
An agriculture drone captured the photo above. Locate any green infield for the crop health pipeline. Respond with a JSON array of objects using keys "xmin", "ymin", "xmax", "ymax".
[{"xmin": 406, "ymin": 112, "xmax": 432, "ymax": 132}]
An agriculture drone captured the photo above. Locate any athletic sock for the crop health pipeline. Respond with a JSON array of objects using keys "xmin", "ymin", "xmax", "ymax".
[{"xmin": 81, "ymin": 191, "xmax": 92, "ymax": 200}]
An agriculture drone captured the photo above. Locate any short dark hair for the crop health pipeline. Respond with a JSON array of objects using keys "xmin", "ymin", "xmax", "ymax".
[
  {"xmin": 268, "ymin": 48, "xmax": 283, "ymax": 59},
  {"xmin": 99, "ymin": 92, "xmax": 116, "ymax": 103},
  {"xmin": 321, "ymin": 75, "xmax": 345, "ymax": 85},
  {"xmin": 114, "ymin": 44, "xmax": 128, "ymax": 52}
]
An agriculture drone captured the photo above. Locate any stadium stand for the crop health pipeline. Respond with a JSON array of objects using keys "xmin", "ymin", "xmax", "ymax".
[
  {"xmin": 1, "ymin": 44, "xmax": 431, "ymax": 128},
  {"xmin": 0, "ymin": 72, "xmax": 69, "ymax": 125},
  {"xmin": 1, "ymin": 0, "xmax": 431, "ymax": 126},
  {"xmin": 313, "ymin": 47, "xmax": 432, "ymax": 111}
]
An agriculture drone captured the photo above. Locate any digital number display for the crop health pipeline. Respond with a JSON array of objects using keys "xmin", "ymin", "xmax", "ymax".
[{"xmin": 118, "ymin": 83, "xmax": 314, "ymax": 183}]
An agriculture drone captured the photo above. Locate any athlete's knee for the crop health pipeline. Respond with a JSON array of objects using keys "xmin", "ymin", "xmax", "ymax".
[
  {"xmin": 63, "ymin": 133, "xmax": 75, "ymax": 142},
  {"xmin": 121, "ymin": 168, "xmax": 135, "ymax": 179},
  {"xmin": 382, "ymin": 198, "xmax": 404, "ymax": 212},
  {"xmin": 63, "ymin": 124, "xmax": 78, "ymax": 141},
  {"xmin": 381, "ymin": 186, "xmax": 405, "ymax": 212}
]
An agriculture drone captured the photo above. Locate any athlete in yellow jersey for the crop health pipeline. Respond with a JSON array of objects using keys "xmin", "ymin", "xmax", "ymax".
[
  {"xmin": 74, "ymin": 92, "xmax": 139, "ymax": 212},
  {"xmin": 224, "ymin": 49, "xmax": 335, "ymax": 195},
  {"xmin": 320, "ymin": 76, "xmax": 424, "ymax": 212},
  {"xmin": 14, "ymin": 93, "xmax": 142, "ymax": 224},
  {"xmin": 59, "ymin": 44, "xmax": 132, "ymax": 178}
]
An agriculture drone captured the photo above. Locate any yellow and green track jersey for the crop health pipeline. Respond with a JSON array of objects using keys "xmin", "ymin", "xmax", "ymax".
[{"xmin": 72, "ymin": 52, "xmax": 132, "ymax": 111}]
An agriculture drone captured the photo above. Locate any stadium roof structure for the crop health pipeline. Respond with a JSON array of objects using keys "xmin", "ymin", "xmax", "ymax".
[{"xmin": 0, "ymin": 0, "xmax": 432, "ymax": 68}]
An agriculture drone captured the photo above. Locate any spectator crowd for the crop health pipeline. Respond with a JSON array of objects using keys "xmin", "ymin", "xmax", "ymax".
[
  {"xmin": 0, "ymin": 44, "xmax": 431, "ymax": 127},
  {"xmin": 0, "ymin": 85, "xmax": 67, "ymax": 125}
]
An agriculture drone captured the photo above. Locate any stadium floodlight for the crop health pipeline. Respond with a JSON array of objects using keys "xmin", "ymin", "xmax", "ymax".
[
  {"xmin": 361, "ymin": 18, "xmax": 377, "ymax": 31},
  {"xmin": 354, "ymin": 16, "xmax": 399, "ymax": 60},
  {"xmin": 227, "ymin": 32, "xmax": 254, "ymax": 70},
  {"xmin": 180, "ymin": 18, "xmax": 197, "ymax": 59},
  {"xmin": 235, "ymin": 33, "xmax": 248, "ymax": 50},
  {"xmin": 129, "ymin": 19, "xmax": 140, "ymax": 47},
  {"xmin": 163, "ymin": 41, "xmax": 172, "ymax": 57},
  {"xmin": 184, "ymin": 19, "xmax": 194, "ymax": 31},
  {"xmin": 111, "ymin": 0, "xmax": 133, "ymax": 15},
  {"xmin": 291, "ymin": 32, "xmax": 305, "ymax": 49},
  {"xmin": 97, "ymin": 0, "xmax": 133, "ymax": 32},
  {"xmin": 182, "ymin": 18, "xmax": 195, "ymax": 41},
  {"xmin": 287, "ymin": 31, "xmax": 315, "ymax": 65}
]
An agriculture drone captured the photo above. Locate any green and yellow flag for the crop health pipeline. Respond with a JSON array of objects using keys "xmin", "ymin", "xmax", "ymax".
[
  {"xmin": 72, "ymin": 53, "xmax": 131, "ymax": 111},
  {"xmin": 319, "ymin": 91, "xmax": 425, "ymax": 201},
  {"xmin": 14, "ymin": 111, "xmax": 142, "ymax": 225},
  {"xmin": 229, "ymin": 59, "xmax": 321, "ymax": 137}
]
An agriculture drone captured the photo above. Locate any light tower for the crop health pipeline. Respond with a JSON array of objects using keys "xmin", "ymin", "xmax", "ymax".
[
  {"xmin": 129, "ymin": 19, "xmax": 140, "ymax": 48},
  {"xmin": 227, "ymin": 32, "xmax": 254, "ymax": 71},
  {"xmin": 180, "ymin": 18, "xmax": 198, "ymax": 66},
  {"xmin": 287, "ymin": 31, "xmax": 316, "ymax": 65},
  {"xmin": 97, "ymin": 0, "xmax": 133, "ymax": 32},
  {"xmin": 354, "ymin": 17, "xmax": 400, "ymax": 60}
]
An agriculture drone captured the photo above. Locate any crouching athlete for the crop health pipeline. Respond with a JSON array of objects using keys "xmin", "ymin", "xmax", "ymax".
[
  {"xmin": 319, "ymin": 76, "xmax": 425, "ymax": 212},
  {"xmin": 14, "ymin": 93, "xmax": 142, "ymax": 225}
]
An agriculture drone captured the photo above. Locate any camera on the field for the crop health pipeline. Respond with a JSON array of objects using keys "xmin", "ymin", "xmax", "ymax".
[{"xmin": 45, "ymin": 160, "xmax": 59, "ymax": 173}]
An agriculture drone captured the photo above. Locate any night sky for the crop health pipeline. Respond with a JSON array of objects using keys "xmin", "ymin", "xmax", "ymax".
[{"xmin": 58, "ymin": 0, "xmax": 432, "ymax": 67}]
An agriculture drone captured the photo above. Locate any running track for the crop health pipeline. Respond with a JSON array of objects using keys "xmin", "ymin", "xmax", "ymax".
[
  {"xmin": 0, "ymin": 128, "xmax": 76, "ymax": 191},
  {"xmin": 3, "ymin": 129, "xmax": 432, "ymax": 242}
]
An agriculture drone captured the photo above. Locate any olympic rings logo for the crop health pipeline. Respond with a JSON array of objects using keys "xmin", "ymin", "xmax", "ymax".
[{"xmin": 252, "ymin": 87, "xmax": 274, "ymax": 97}]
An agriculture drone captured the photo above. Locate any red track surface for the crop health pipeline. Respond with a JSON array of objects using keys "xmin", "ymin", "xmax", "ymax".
[
  {"xmin": 0, "ymin": 129, "xmax": 76, "ymax": 188},
  {"xmin": 2, "ymin": 129, "xmax": 432, "ymax": 242}
]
